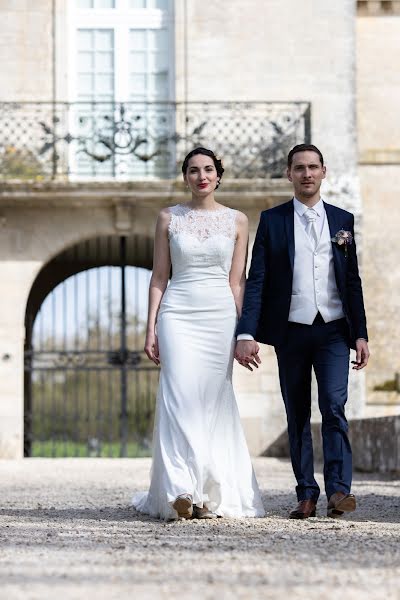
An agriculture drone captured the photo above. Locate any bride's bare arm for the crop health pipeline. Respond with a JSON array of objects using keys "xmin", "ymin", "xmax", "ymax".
[
  {"xmin": 231, "ymin": 212, "xmax": 261, "ymax": 371},
  {"xmin": 144, "ymin": 209, "xmax": 171, "ymax": 364},
  {"xmin": 229, "ymin": 211, "xmax": 249, "ymax": 319}
]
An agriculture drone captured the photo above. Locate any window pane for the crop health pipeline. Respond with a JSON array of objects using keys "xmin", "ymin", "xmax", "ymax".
[
  {"xmin": 77, "ymin": 29, "xmax": 114, "ymax": 100},
  {"xmin": 147, "ymin": 29, "xmax": 168, "ymax": 52},
  {"xmin": 79, "ymin": 52, "xmax": 94, "ymax": 71},
  {"xmin": 147, "ymin": 30, "xmax": 157, "ymax": 51},
  {"xmin": 143, "ymin": 0, "xmax": 168, "ymax": 8},
  {"xmin": 95, "ymin": 52, "xmax": 113, "ymax": 71},
  {"xmin": 158, "ymin": 29, "xmax": 168, "ymax": 52},
  {"xmin": 130, "ymin": 30, "xmax": 146, "ymax": 50},
  {"xmin": 131, "ymin": 51, "xmax": 147, "ymax": 72},
  {"xmin": 149, "ymin": 51, "xmax": 168, "ymax": 71},
  {"xmin": 95, "ymin": 30, "xmax": 113, "ymax": 51},
  {"xmin": 128, "ymin": 28, "xmax": 169, "ymax": 100},
  {"xmin": 78, "ymin": 30, "xmax": 94, "ymax": 51},
  {"xmin": 77, "ymin": 0, "xmax": 93, "ymax": 8},
  {"xmin": 95, "ymin": 0, "xmax": 115, "ymax": 7},
  {"xmin": 78, "ymin": 73, "xmax": 95, "ymax": 94},
  {"xmin": 130, "ymin": 74, "xmax": 147, "ymax": 95},
  {"xmin": 152, "ymin": 72, "xmax": 168, "ymax": 99},
  {"xmin": 96, "ymin": 74, "xmax": 114, "ymax": 93},
  {"xmin": 130, "ymin": 0, "xmax": 146, "ymax": 7}
]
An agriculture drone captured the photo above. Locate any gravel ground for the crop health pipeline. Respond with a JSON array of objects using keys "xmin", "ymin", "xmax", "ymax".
[{"xmin": 0, "ymin": 457, "xmax": 399, "ymax": 600}]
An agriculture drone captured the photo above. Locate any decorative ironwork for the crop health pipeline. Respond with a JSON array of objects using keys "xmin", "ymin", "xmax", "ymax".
[
  {"xmin": 24, "ymin": 349, "xmax": 144, "ymax": 369},
  {"xmin": 0, "ymin": 101, "xmax": 311, "ymax": 180},
  {"xmin": 24, "ymin": 235, "xmax": 159, "ymax": 458}
]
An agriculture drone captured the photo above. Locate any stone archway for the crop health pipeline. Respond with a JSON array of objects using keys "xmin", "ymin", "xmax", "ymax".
[{"xmin": 24, "ymin": 233, "xmax": 158, "ymax": 458}]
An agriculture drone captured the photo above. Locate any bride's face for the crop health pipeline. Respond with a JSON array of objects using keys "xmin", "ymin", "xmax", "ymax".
[{"xmin": 184, "ymin": 154, "xmax": 219, "ymax": 195}]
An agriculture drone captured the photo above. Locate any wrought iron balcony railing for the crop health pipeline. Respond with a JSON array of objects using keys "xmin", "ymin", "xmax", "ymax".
[{"xmin": 0, "ymin": 101, "xmax": 311, "ymax": 181}]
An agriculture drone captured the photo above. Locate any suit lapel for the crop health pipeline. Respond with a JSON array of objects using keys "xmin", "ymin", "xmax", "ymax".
[
  {"xmin": 284, "ymin": 199, "xmax": 295, "ymax": 271},
  {"xmin": 324, "ymin": 201, "xmax": 342, "ymax": 277}
]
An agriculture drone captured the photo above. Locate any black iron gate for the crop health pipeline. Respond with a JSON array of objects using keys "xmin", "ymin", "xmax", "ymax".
[{"xmin": 24, "ymin": 236, "xmax": 159, "ymax": 457}]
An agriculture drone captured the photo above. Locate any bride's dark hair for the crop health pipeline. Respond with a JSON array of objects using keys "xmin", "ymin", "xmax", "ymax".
[{"xmin": 181, "ymin": 147, "xmax": 224, "ymax": 188}]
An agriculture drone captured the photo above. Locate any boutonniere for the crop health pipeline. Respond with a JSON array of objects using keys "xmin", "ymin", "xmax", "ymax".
[{"xmin": 331, "ymin": 229, "xmax": 353, "ymax": 257}]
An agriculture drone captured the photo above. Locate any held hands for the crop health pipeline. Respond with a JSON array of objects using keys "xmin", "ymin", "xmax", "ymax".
[
  {"xmin": 351, "ymin": 339, "xmax": 370, "ymax": 370},
  {"xmin": 234, "ymin": 340, "xmax": 261, "ymax": 372},
  {"xmin": 144, "ymin": 331, "xmax": 160, "ymax": 366}
]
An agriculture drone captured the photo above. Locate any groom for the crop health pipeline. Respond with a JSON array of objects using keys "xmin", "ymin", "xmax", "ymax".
[{"xmin": 235, "ymin": 144, "xmax": 369, "ymax": 519}]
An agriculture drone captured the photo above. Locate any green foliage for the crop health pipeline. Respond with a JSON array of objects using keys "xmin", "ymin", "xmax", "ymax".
[
  {"xmin": 31, "ymin": 440, "xmax": 151, "ymax": 458},
  {"xmin": 373, "ymin": 379, "xmax": 399, "ymax": 392},
  {"xmin": 0, "ymin": 146, "xmax": 45, "ymax": 180},
  {"xmin": 30, "ymin": 368, "xmax": 158, "ymax": 452}
]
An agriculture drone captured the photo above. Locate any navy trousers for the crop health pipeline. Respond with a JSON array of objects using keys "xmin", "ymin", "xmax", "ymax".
[{"xmin": 275, "ymin": 315, "xmax": 352, "ymax": 501}]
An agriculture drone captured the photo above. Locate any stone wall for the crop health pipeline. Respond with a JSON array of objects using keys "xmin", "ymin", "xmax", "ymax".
[
  {"xmin": 266, "ymin": 415, "xmax": 400, "ymax": 474},
  {"xmin": 357, "ymin": 16, "xmax": 400, "ymax": 164},
  {"xmin": 357, "ymin": 15, "xmax": 400, "ymax": 416},
  {"xmin": 175, "ymin": 0, "xmax": 357, "ymax": 174},
  {"xmin": 0, "ymin": 0, "xmax": 53, "ymax": 101},
  {"xmin": 359, "ymin": 165, "xmax": 400, "ymax": 415}
]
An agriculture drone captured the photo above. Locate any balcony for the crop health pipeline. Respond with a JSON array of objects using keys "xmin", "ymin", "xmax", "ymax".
[{"xmin": 0, "ymin": 101, "xmax": 311, "ymax": 182}]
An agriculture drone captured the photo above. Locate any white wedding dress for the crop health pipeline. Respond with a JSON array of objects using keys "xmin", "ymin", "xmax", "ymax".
[{"xmin": 133, "ymin": 204, "xmax": 265, "ymax": 520}]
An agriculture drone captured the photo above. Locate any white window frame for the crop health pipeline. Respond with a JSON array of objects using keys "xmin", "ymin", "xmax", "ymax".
[
  {"xmin": 67, "ymin": 0, "xmax": 175, "ymax": 103},
  {"xmin": 66, "ymin": 0, "xmax": 175, "ymax": 179}
]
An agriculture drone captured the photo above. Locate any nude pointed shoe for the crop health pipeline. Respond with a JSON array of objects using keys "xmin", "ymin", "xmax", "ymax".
[{"xmin": 172, "ymin": 494, "xmax": 193, "ymax": 519}]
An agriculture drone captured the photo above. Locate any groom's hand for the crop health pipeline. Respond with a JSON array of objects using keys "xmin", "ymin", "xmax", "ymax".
[
  {"xmin": 352, "ymin": 339, "xmax": 370, "ymax": 370},
  {"xmin": 235, "ymin": 340, "xmax": 261, "ymax": 372}
]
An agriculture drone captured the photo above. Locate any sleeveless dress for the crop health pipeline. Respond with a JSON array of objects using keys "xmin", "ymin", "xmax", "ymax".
[{"xmin": 133, "ymin": 204, "xmax": 265, "ymax": 520}]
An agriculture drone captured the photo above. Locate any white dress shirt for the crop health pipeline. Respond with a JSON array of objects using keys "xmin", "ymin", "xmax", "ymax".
[{"xmin": 293, "ymin": 196, "xmax": 325, "ymax": 239}]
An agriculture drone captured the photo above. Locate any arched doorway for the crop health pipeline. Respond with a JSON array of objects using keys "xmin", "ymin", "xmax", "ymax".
[{"xmin": 24, "ymin": 234, "xmax": 159, "ymax": 458}]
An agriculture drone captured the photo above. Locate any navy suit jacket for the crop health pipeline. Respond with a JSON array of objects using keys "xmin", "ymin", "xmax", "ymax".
[{"xmin": 236, "ymin": 200, "xmax": 368, "ymax": 350}]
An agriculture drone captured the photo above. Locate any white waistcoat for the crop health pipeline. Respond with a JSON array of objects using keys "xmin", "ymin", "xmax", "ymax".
[{"xmin": 288, "ymin": 211, "xmax": 344, "ymax": 324}]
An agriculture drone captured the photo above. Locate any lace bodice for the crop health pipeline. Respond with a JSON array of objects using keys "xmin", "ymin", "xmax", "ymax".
[
  {"xmin": 166, "ymin": 204, "xmax": 238, "ymax": 281},
  {"xmin": 168, "ymin": 204, "xmax": 237, "ymax": 242}
]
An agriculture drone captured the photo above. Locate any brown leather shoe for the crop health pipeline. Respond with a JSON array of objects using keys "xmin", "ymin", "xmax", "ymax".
[
  {"xmin": 327, "ymin": 492, "xmax": 356, "ymax": 518},
  {"xmin": 289, "ymin": 499, "xmax": 317, "ymax": 519},
  {"xmin": 193, "ymin": 505, "xmax": 217, "ymax": 519}
]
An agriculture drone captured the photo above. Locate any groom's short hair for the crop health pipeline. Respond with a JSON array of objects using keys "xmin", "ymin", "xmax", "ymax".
[{"xmin": 287, "ymin": 144, "xmax": 324, "ymax": 168}]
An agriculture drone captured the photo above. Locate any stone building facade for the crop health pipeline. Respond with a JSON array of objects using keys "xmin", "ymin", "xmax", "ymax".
[
  {"xmin": 0, "ymin": 0, "xmax": 397, "ymax": 459},
  {"xmin": 356, "ymin": 1, "xmax": 400, "ymax": 415}
]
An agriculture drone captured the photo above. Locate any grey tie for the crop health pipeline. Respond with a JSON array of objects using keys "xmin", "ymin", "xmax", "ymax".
[{"xmin": 304, "ymin": 208, "xmax": 318, "ymax": 249}]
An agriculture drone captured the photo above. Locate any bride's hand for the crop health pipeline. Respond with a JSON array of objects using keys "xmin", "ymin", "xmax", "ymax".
[
  {"xmin": 234, "ymin": 340, "xmax": 261, "ymax": 372},
  {"xmin": 144, "ymin": 332, "xmax": 160, "ymax": 365}
]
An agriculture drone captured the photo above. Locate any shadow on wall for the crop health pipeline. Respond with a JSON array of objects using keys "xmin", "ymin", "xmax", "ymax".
[{"xmin": 263, "ymin": 415, "xmax": 400, "ymax": 474}]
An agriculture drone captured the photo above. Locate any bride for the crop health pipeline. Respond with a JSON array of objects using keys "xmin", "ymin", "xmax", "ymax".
[{"xmin": 133, "ymin": 147, "xmax": 265, "ymax": 520}]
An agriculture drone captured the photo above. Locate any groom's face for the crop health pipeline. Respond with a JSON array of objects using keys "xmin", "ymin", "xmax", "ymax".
[{"xmin": 287, "ymin": 151, "xmax": 326, "ymax": 199}]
